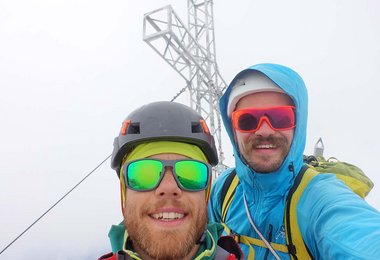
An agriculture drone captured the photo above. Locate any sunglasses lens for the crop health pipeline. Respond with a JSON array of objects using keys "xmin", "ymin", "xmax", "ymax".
[
  {"xmin": 127, "ymin": 160, "xmax": 162, "ymax": 190},
  {"xmin": 268, "ymin": 108, "xmax": 294, "ymax": 129},
  {"xmin": 237, "ymin": 113, "xmax": 259, "ymax": 131},
  {"xmin": 175, "ymin": 161, "xmax": 208, "ymax": 190}
]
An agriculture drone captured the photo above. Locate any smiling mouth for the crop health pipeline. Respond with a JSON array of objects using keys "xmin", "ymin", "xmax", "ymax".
[
  {"xmin": 255, "ymin": 144, "xmax": 277, "ymax": 149},
  {"xmin": 150, "ymin": 212, "xmax": 185, "ymax": 221}
]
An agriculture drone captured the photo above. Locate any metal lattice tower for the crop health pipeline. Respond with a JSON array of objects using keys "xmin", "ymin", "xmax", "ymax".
[{"xmin": 143, "ymin": 1, "xmax": 227, "ymax": 177}]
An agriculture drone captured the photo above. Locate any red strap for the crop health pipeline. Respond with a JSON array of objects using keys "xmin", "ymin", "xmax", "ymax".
[
  {"xmin": 227, "ymin": 253, "xmax": 237, "ymax": 260},
  {"xmin": 98, "ymin": 252, "xmax": 117, "ymax": 260}
]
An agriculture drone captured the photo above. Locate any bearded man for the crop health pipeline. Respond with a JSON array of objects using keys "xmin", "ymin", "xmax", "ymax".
[
  {"xmin": 208, "ymin": 63, "xmax": 380, "ymax": 259},
  {"xmin": 99, "ymin": 101, "xmax": 242, "ymax": 260}
]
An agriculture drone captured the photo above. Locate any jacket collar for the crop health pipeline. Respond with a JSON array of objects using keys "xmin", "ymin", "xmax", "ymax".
[{"xmin": 107, "ymin": 222, "xmax": 228, "ymax": 259}]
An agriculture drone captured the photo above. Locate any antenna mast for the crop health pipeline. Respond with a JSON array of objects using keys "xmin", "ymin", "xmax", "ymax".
[{"xmin": 143, "ymin": 1, "xmax": 227, "ymax": 177}]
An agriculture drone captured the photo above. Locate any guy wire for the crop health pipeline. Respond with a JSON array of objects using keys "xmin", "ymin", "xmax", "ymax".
[{"xmin": 0, "ymin": 154, "xmax": 112, "ymax": 255}]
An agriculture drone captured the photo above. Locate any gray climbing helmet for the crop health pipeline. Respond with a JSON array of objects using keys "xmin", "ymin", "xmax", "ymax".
[{"xmin": 111, "ymin": 101, "xmax": 218, "ymax": 175}]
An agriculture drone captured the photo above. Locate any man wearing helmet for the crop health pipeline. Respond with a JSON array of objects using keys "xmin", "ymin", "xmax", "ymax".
[{"xmin": 99, "ymin": 101, "xmax": 242, "ymax": 260}]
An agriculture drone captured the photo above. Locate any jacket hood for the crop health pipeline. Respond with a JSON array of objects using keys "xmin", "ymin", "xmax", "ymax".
[{"xmin": 220, "ymin": 63, "xmax": 308, "ymax": 197}]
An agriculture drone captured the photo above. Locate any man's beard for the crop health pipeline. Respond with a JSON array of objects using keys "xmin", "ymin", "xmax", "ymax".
[
  {"xmin": 124, "ymin": 200, "xmax": 207, "ymax": 260},
  {"xmin": 240, "ymin": 135, "xmax": 291, "ymax": 173}
]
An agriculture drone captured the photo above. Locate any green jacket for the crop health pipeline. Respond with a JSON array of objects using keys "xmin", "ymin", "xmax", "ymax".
[{"xmin": 99, "ymin": 222, "xmax": 242, "ymax": 260}]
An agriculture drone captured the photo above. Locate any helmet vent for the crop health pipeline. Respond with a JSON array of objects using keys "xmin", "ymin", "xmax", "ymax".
[
  {"xmin": 191, "ymin": 122, "xmax": 204, "ymax": 133},
  {"xmin": 127, "ymin": 123, "xmax": 140, "ymax": 134}
]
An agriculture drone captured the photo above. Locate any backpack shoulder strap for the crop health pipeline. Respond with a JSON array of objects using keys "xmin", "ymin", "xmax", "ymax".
[
  {"xmin": 285, "ymin": 165, "xmax": 318, "ymax": 260},
  {"xmin": 221, "ymin": 169, "xmax": 239, "ymax": 223}
]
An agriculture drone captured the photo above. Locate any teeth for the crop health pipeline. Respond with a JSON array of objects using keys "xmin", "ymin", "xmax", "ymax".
[
  {"xmin": 256, "ymin": 144, "xmax": 276, "ymax": 149},
  {"xmin": 151, "ymin": 212, "xmax": 184, "ymax": 220}
]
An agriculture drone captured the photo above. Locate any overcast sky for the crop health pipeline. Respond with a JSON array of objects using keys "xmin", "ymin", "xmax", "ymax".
[{"xmin": 1, "ymin": 0, "xmax": 379, "ymax": 259}]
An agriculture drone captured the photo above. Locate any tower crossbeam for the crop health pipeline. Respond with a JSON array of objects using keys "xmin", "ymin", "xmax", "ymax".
[{"xmin": 143, "ymin": 1, "xmax": 227, "ymax": 176}]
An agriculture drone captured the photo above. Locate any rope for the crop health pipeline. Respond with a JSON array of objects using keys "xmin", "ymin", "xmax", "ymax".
[
  {"xmin": 171, "ymin": 85, "xmax": 188, "ymax": 102},
  {"xmin": 243, "ymin": 192, "xmax": 281, "ymax": 260}
]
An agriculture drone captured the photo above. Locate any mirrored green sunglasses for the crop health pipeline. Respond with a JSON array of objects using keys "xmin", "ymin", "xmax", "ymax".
[{"xmin": 123, "ymin": 159, "xmax": 211, "ymax": 192}]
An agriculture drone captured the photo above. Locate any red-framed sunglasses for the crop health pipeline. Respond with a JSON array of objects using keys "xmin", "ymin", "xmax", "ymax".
[{"xmin": 232, "ymin": 106, "xmax": 296, "ymax": 132}]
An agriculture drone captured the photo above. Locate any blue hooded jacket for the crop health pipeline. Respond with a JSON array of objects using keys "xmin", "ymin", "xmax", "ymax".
[{"xmin": 208, "ymin": 63, "xmax": 380, "ymax": 259}]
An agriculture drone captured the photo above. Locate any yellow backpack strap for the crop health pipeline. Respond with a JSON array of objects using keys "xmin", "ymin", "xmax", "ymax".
[
  {"xmin": 239, "ymin": 235, "xmax": 289, "ymax": 253},
  {"xmin": 221, "ymin": 223, "xmax": 289, "ymax": 259},
  {"xmin": 221, "ymin": 169, "xmax": 239, "ymax": 222},
  {"xmin": 285, "ymin": 165, "xmax": 318, "ymax": 260}
]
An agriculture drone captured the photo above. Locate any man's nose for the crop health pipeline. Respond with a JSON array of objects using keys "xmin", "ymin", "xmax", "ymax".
[
  {"xmin": 155, "ymin": 168, "xmax": 182, "ymax": 197},
  {"xmin": 254, "ymin": 117, "xmax": 275, "ymax": 137}
]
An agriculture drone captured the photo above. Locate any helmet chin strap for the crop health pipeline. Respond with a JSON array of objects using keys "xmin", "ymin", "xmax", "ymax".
[
  {"xmin": 120, "ymin": 182, "xmax": 125, "ymax": 215},
  {"xmin": 196, "ymin": 228, "xmax": 207, "ymax": 244}
]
